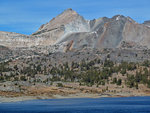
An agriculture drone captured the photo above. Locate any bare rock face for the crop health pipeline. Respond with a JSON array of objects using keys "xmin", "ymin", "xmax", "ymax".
[
  {"xmin": 58, "ymin": 15, "xmax": 150, "ymax": 50},
  {"xmin": 0, "ymin": 31, "xmax": 49, "ymax": 48},
  {"xmin": 94, "ymin": 15, "xmax": 128, "ymax": 48},
  {"xmin": 0, "ymin": 9, "xmax": 150, "ymax": 51},
  {"xmin": 32, "ymin": 8, "xmax": 90, "ymax": 45},
  {"xmin": 122, "ymin": 19, "xmax": 150, "ymax": 48},
  {"xmin": 0, "ymin": 31, "xmax": 30, "ymax": 47},
  {"xmin": 95, "ymin": 16, "xmax": 150, "ymax": 49}
]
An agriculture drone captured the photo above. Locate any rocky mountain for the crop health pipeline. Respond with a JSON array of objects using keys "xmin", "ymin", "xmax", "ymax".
[
  {"xmin": 57, "ymin": 15, "xmax": 150, "ymax": 50},
  {"xmin": 32, "ymin": 8, "xmax": 90, "ymax": 45},
  {"xmin": 0, "ymin": 8, "xmax": 150, "ymax": 51}
]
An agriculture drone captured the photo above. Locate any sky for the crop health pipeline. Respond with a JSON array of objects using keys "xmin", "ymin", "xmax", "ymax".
[{"xmin": 0, "ymin": 0, "xmax": 150, "ymax": 35}]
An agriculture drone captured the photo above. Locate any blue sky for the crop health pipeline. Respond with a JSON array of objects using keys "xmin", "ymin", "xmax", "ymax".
[{"xmin": 0, "ymin": 0, "xmax": 150, "ymax": 35}]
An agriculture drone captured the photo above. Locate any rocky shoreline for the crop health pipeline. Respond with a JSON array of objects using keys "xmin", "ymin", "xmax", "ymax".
[
  {"xmin": 0, "ymin": 91, "xmax": 149, "ymax": 103},
  {"xmin": 0, "ymin": 81, "xmax": 150, "ymax": 103}
]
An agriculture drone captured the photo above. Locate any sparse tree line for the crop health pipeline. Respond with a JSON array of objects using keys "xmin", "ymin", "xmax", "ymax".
[{"xmin": 0, "ymin": 58, "xmax": 150, "ymax": 89}]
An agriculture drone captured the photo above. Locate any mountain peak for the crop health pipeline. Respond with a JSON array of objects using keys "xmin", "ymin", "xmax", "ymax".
[
  {"xmin": 59, "ymin": 8, "xmax": 78, "ymax": 16},
  {"xmin": 34, "ymin": 8, "xmax": 84, "ymax": 34},
  {"xmin": 65, "ymin": 8, "xmax": 74, "ymax": 12},
  {"xmin": 112, "ymin": 15, "xmax": 126, "ymax": 21}
]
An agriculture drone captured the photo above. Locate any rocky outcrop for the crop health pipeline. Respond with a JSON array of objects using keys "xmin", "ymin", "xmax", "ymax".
[{"xmin": 0, "ymin": 31, "xmax": 45, "ymax": 48}]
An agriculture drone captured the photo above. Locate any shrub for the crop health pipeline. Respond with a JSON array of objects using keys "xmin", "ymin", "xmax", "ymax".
[{"xmin": 57, "ymin": 83, "xmax": 63, "ymax": 87}]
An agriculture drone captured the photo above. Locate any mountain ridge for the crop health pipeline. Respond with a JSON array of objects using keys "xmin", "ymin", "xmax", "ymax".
[{"xmin": 0, "ymin": 8, "xmax": 150, "ymax": 51}]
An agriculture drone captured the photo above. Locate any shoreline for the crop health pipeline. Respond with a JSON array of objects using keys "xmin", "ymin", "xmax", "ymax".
[
  {"xmin": 0, "ymin": 82, "xmax": 150, "ymax": 103},
  {"xmin": 0, "ymin": 92, "xmax": 150, "ymax": 103}
]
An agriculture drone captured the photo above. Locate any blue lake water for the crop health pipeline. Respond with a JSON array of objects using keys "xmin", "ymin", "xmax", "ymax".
[{"xmin": 0, "ymin": 96, "xmax": 150, "ymax": 113}]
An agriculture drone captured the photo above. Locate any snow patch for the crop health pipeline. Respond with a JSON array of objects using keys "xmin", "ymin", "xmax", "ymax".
[
  {"xmin": 86, "ymin": 20, "xmax": 90, "ymax": 25},
  {"xmin": 146, "ymin": 25, "xmax": 150, "ymax": 28},
  {"xmin": 116, "ymin": 16, "xmax": 120, "ymax": 21},
  {"xmin": 89, "ymin": 31, "xmax": 98, "ymax": 37}
]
